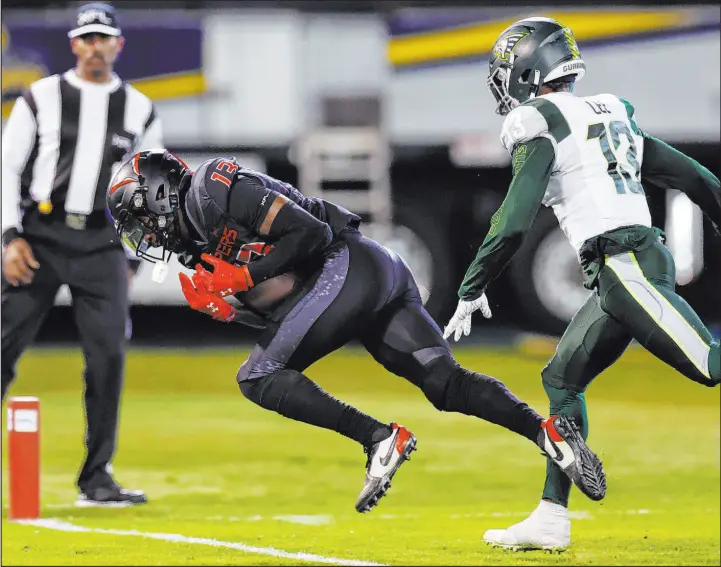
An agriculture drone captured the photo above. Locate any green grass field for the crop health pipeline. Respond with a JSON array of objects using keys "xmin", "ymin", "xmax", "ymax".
[{"xmin": 2, "ymin": 345, "xmax": 719, "ymax": 566}]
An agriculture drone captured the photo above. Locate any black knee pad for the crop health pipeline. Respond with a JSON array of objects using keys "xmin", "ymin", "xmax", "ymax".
[
  {"xmin": 238, "ymin": 377, "xmax": 263, "ymax": 403},
  {"xmin": 238, "ymin": 369, "xmax": 304, "ymax": 410},
  {"xmin": 419, "ymin": 353, "xmax": 460, "ymax": 410}
]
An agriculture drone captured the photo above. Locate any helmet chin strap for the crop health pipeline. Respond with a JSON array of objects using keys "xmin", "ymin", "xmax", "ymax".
[
  {"xmin": 527, "ymin": 69, "xmax": 542, "ymax": 102},
  {"xmin": 148, "ymin": 215, "xmax": 186, "ymax": 283}
]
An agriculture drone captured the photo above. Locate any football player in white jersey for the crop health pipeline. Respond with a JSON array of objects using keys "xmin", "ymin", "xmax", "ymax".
[{"xmin": 444, "ymin": 17, "xmax": 721, "ymax": 551}]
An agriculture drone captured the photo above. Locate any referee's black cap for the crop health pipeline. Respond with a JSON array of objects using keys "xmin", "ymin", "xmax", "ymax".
[{"xmin": 68, "ymin": 3, "xmax": 122, "ymax": 39}]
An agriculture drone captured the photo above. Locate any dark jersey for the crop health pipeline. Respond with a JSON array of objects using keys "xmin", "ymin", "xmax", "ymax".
[{"xmin": 178, "ymin": 156, "xmax": 361, "ymax": 292}]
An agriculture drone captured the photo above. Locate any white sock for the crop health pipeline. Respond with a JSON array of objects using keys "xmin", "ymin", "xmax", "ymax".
[{"xmin": 536, "ymin": 499, "xmax": 568, "ymax": 518}]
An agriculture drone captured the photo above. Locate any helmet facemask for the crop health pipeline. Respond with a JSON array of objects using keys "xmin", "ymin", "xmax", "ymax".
[
  {"xmin": 488, "ymin": 64, "xmax": 518, "ymax": 116},
  {"xmin": 115, "ymin": 179, "xmax": 182, "ymax": 264},
  {"xmin": 488, "ymin": 54, "xmax": 544, "ymax": 116}
]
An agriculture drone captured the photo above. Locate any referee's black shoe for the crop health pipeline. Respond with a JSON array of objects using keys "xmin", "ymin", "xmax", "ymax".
[{"xmin": 76, "ymin": 480, "xmax": 147, "ymax": 507}]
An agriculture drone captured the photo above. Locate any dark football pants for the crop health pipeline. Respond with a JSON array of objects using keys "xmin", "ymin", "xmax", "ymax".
[
  {"xmin": 541, "ymin": 241, "xmax": 720, "ymax": 506},
  {"xmin": 1, "ymin": 237, "xmax": 130, "ymax": 491},
  {"xmin": 237, "ymin": 231, "xmax": 542, "ymax": 448}
]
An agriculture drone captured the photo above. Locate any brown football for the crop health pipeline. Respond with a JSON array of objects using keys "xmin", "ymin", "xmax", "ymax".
[{"xmin": 238, "ymin": 271, "xmax": 301, "ymax": 314}]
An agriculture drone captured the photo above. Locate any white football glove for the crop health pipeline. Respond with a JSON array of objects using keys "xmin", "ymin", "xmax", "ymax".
[{"xmin": 443, "ymin": 294, "xmax": 492, "ymax": 342}]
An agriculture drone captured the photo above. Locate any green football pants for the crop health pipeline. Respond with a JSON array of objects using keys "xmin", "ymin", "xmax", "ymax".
[{"xmin": 541, "ymin": 241, "xmax": 720, "ymax": 506}]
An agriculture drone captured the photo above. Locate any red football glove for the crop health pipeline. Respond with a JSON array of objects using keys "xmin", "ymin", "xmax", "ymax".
[
  {"xmin": 196, "ymin": 253, "xmax": 254, "ymax": 297},
  {"xmin": 192, "ymin": 264, "xmax": 214, "ymax": 293},
  {"xmin": 178, "ymin": 272, "xmax": 236, "ymax": 322}
]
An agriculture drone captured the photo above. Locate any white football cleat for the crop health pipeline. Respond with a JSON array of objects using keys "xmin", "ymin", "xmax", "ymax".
[
  {"xmin": 355, "ymin": 422, "xmax": 417, "ymax": 513},
  {"xmin": 484, "ymin": 501, "xmax": 571, "ymax": 551}
]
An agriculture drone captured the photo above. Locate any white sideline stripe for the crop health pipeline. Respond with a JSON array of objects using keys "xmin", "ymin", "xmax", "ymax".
[
  {"xmin": 16, "ymin": 519, "xmax": 385, "ymax": 566},
  {"xmin": 274, "ymin": 514, "xmax": 334, "ymax": 525},
  {"xmin": 204, "ymin": 514, "xmax": 334, "ymax": 526}
]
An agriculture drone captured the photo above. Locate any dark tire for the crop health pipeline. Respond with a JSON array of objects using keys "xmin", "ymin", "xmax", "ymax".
[{"xmin": 374, "ymin": 200, "xmax": 455, "ymax": 321}]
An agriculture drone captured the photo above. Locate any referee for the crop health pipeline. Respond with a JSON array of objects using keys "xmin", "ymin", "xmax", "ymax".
[{"xmin": 1, "ymin": 3, "xmax": 162, "ymax": 506}]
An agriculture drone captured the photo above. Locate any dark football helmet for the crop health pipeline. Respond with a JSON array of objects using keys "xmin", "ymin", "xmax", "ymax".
[
  {"xmin": 106, "ymin": 149, "xmax": 189, "ymax": 262},
  {"xmin": 488, "ymin": 17, "xmax": 586, "ymax": 115}
]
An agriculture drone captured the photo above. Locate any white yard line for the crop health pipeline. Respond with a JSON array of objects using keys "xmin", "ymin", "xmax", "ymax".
[
  {"xmin": 273, "ymin": 515, "xmax": 335, "ymax": 526},
  {"xmin": 15, "ymin": 519, "xmax": 385, "ymax": 567}
]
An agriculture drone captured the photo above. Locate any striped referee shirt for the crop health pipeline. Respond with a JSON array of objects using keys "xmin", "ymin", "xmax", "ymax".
[{"xmin": 1, "ymin": 69, "xmax": 163, "ymax": 245}]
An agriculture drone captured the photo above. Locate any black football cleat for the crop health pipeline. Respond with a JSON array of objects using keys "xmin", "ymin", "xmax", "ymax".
[{"xmin": 539, "ymin": 414, "xmax": 606, "ymax": 502}]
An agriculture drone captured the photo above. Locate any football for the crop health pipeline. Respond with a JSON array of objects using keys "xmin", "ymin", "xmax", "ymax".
[
  {"xmin": 238, "ymin": 271, "xmax": 301, "ymax": 314},
  {"xmin": 232, "ymin": 242, "xmax": 301, "ymax": 313}
]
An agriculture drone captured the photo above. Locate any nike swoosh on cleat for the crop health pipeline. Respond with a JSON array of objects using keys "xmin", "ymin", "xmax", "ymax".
[
  {"xmin": 378, "ymin": 429, "xmax": 399, "ymax": 467},
  {"xmin": 543, "ymin": 437, "xmax": 565, "ymax": 462},
  {"xmin": 550, "ymin": 443, "xmax": 565, "ymax": 462},
  {"xmin": 544, "ymin": 421, "xmax": 567, "ymax": 462}
]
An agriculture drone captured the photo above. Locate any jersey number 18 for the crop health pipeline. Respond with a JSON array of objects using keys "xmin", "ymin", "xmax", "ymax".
[{"xmin": 587, "ymin": 121, "xmax": 644, "ymax": 195}]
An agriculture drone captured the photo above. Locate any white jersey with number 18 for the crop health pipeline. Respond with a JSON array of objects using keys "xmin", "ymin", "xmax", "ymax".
[{"xmin": 500, "ymin": 91, "xmax": 652, "ymax": 254}]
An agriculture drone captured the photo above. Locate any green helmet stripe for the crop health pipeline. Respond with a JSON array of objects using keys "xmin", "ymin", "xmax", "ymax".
[
  {"xmin": 563, "ymin": 28, "xmax": 581, "ymax": 59},
  {"xmin": 523, "ymin": 98, "xmax": 571, "ymax": 144}
]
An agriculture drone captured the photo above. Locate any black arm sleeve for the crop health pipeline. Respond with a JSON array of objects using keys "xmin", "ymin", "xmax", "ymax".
[
  {"xmin": 642, "ymin": 133, "xmax": 721, "ymax": 234},
  {"xmin": 227, "ymin": 176, "xmax": 333, "ymax": 284}
]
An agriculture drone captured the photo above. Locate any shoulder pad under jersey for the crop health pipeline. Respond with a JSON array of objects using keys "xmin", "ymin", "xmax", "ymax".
[{"xmin": 499, "ymin": 104, "xmax": 549, "ymax": 153}]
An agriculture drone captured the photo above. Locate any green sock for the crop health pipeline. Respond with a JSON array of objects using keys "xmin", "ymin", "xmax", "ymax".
[
  {"xmin": 541, "ymin": 385, "xmax": 588, "ymax": 507},
  {"xmin": 709, "ymin": 343, "xmax": 720, "ymax": 382}
]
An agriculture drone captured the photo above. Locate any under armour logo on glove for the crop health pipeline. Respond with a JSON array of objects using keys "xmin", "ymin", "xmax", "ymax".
[
  {"xmin": 195, "ymin": 253, "xmax": 255, "ymax": 296},
  {"xmin": 178, "ymin": 273, "xmax": 236, "ymax": 323}
]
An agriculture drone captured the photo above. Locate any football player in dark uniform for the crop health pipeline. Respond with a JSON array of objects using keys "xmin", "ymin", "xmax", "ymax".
[{"xmin": 107, "ymin": 149, "xmax": 607, "ymax": 513}]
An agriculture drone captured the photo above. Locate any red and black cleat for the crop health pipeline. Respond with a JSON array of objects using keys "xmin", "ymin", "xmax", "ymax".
[
  {"xmin": 540, "ymin": 414, "xmax": 606, "ymax": 501},
  {"xmin": 355, "ymin": 422, "xmax": 417, "ymax": 513}
]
